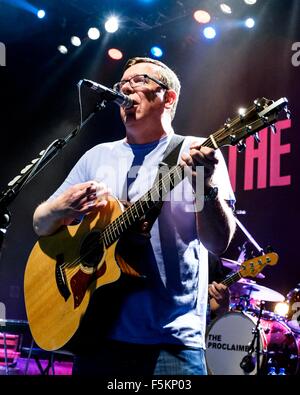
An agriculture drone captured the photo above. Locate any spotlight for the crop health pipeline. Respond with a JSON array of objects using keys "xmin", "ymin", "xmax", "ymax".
[
  {"xmin": 108, "ymin": 48, "xmax": 123, "ymax": 60},
  {"xmin": 105, "ymin": 17, "xmax": 119, "ymax": 33},
  {"xmin": 245, "ymin": 18, "xmax": 255, "ymax": 28},
  {"xmin": 244, "ymin": 0, "xmax": 257, "ymax": 4},
  {"xmin": 58, "ymin": 45, "xmax": 68, "ymax": 54},
  {"xmin": 88, "ymin": 27, "xmax": 100, "ymax": 40},
  {"xmin": 71, "ymin": 36, "xmax": 81, "ymax": 47},
  {"xmin": 220, "ymin": 4, "xmax": 232, "ymax": 14},
  {"xmin": 274, "ymin": 302, "xmax": 289, "ymax": 317},
  {"xmin": 150, "ymin": 46, "xmax": 163, "ymax": 58},
  {"xmin": 238, "ymin": 108, "xmax": 247, "ymax": 116},
  {"xmin": 203, "ymin": 26, "xmax": 216, "ymax": 39},
  {"xmin": 37, "ymin": 9, "xmax": 46, "ymax": 19},
  {"xmin": 194, "ymin": 10, "xmax": 211, "ymax": 24}
]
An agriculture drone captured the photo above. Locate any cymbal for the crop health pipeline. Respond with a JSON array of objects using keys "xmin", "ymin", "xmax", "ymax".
[
  {"xmin": 229, "ymin": 279, "xmax": 285, "ymax": 302},
  {"xmin": 220, "ymin": 257, "xmax": 265, "ymax": 279}
]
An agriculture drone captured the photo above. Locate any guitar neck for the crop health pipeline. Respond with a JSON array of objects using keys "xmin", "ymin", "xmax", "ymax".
[
  {"xmin": 221, "ymin": 271, "xmax": 243, "ymax": 287},
  {"xmin": 102, "ymin": 163, "xmax": 184, "ymax": 247},
  {"xmin": 102, "ymin": 134, "xmax": 221, "ymax": 247}
]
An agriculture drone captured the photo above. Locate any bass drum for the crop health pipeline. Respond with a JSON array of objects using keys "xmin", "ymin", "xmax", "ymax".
[{"xmin": 205, "ymin": 311, "xmax": 300, "ymax": 375}]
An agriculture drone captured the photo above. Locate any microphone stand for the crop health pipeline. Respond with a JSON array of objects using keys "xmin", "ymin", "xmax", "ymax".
[
  {"xmin": 254, "ymin": 301, "xmax": 264, "ymax": 376},
  {"xmin": 234, "ymin": 214, "xmax": 264, "ymax": 255},
  {"xmin": 0, "ymin": 100, "xmax": 106, "ymax": 254},
  {"xmin": 240, "ymin": 301, "xmax": 265, "ymax": 375}
]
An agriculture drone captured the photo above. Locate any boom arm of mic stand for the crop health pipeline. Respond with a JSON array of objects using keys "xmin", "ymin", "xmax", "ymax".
[
  {"xmin": 0, "ymin": 102, "xmax": 104, "ymax": 252},
  {"xmin": 234, "ymin": 216, "xmax": 264, "ymax": 255}
]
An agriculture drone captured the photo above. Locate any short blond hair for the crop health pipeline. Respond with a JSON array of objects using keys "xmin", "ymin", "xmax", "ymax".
[{"xmin": 124, "ymin": 57, "xmax": 181, "ymax": 120}]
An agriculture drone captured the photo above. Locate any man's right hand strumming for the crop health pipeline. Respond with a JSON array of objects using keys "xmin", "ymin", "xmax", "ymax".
[{"xmin": 33, "ymin": 181, "xmax": 111, "ymax": 236}]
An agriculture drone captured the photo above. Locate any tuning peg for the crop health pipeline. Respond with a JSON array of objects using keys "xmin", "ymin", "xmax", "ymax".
[
  {"xmin": 254, "ymin": 99, "xmax": 261, "ymax": 109},
  {"xmin": 270, "ymin": 124, "xmax": 277, "ymax": 134},
  {"xmin": 284, "ymin": 106, "xmax": 291, "ymax": 119},
  {"xmin": 237, "ymin": 141, "xmax": 246, "ymax": 152},
  {"xmin": 253, "ymin": 132, "xmax": 260, "ymax": 143},
  {"xmin": 229, "ymin": 134, "xmax": 237, "ymax": 144},
  {"xmin": 261, "ymin": 116, "xmax": 269, "ymax": 124},
  {"xmin": 224, "ymin": 118, "xmax": 231, "ymax": 128}
]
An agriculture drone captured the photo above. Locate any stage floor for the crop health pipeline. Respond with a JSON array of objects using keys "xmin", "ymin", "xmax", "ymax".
[{"xmin": 0, "ymin": 358, "xmax": 73, "ymax": 375}]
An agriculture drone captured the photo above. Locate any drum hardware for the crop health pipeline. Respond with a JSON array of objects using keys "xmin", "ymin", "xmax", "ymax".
[
  {"xmin": 229, "ymin": 279, "xmax": 285, "ymax": 303},
  {"xmin": 286, "ymin": 284, "xmax": 300, "ymax": 333},
  {"xmin": 240, "ymin": 301, "xmax": 265, "ymax": 375},
  {"xmin": 229, "ymin": 279, "xmax": 285, "ymax": 315}
]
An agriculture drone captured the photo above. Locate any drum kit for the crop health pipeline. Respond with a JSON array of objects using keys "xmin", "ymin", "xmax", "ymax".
[{"xmin": 206, "ymin": 258, "xmax": 300, "ymax": 375}]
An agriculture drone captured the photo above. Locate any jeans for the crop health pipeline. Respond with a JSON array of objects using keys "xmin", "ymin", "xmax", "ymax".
[{"xmin": 72, "ymin": 340, "xmax": 207, "ymax": 376}]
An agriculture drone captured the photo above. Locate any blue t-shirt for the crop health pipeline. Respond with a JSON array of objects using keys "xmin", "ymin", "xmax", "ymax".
[{"xmin": 50, "ymin": 133, "xmax": 235, "ymax": 348}]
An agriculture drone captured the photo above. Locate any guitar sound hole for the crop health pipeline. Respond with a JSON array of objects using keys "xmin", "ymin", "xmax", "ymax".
[{"xmin": 80, "ymin": 230, "xmax": 104, "ymax": 268}]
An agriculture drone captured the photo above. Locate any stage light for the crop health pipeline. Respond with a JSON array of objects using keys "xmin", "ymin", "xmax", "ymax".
[
  {"xmin": 203, "ymin": 27, "xmax": 216, "ymax": 39},
  {"xmin": 70, "ymin": 36, "xmax": 81, "ymax": 47},
  {"xmin": 238, "ymin": 108, "xmax": 247, "ymax": 116},
  {"xmin": 150, "ymin": 46, "xmax": 163, "ymax": 58},
  {"xmin": 37, "ymin": 9, "xmax": 46, "ymax": 19},
  {"xmin": 274, "ymin": 302, "xmax": 289, "ymax": 317},
  {"xmin": 220, "ymin": 4, "xmax": 232, "ymax": 14},
  {"xmin": 58, "ymin": 45, "xmax": 68, "ymax": 54},
  {"xmin": 194, "ymin": 10, "xmax": 211, "ymax": 24},
  {"xmin": 88, "ymin": 28, "xmax": 100, "ymax": 40},
  {"xmin": 245, "ymin": 18, "xmax": 255, "ymax": 28},
  {"xmin": 244, "ymin": 0, "xmax": 257, "ymax": 5},
  {"xmin": 108, "ymin": 48, "xmax": 123, "ymax": 60},
  {"xmin": 105, "ymin": 16, "xmax": 119, "ymax": 33}
]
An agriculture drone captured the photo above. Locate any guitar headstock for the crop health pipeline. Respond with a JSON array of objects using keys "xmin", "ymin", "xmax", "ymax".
[
  {"xmin": 239, "ymin": 252, "xmax": 279, "ymax": 279},
  {"xmin": 213, "ymin": 97, "xmax": 290, "ymax": 149}
]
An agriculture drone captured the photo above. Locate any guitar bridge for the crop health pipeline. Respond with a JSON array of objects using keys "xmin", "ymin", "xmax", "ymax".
[{"xmin": 55, "ymin": 254, "xmax": 71, "ymax": 301}]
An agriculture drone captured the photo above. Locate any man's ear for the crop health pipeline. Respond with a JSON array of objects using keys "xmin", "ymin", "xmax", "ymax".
[{"xmin": 164, "ymin": 89, "xmax": 177, "ymax": 110}]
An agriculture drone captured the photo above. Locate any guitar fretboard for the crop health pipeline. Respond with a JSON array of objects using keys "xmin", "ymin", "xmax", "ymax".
[
  {"xmin": 221, "ymin": 271, "xmax": 242, "ymax": 287},
  {"xmin": 102, "ymin": 135, "xmax": 219, "ymax": 247},
  {"xmin": 102, "ymin": 164, "xmax": 184, "ymax": 247}
]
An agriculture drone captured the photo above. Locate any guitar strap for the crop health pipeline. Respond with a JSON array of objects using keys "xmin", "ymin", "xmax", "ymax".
[{"xmin": 142, "ymin": 133, "xmax": 186, "ymax": 228}]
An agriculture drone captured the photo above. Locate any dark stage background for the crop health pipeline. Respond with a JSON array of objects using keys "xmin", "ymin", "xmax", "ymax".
[{"xmin": 0, "ymin": 0, "xmax": 299, "ymax": 321}]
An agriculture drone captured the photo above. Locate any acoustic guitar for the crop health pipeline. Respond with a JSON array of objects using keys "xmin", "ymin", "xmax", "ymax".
[{"xmin": 24, "ymin": 97, "xmax": 289, "ymax": 350}]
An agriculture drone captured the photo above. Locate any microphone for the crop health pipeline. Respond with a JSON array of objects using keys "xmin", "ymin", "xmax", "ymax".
[
  {"xmin": 240, "ymin": 354, "xmax": 256, "ymax": 373},
  {"xmin": 79, "ymin": 79, "xmax": 133, "ymax": 109}
]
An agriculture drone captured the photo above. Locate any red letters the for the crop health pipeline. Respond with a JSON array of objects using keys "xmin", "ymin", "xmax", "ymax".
[{"xmin": 270, "ymin": 119, "xmax": 291, "ymax": 187}]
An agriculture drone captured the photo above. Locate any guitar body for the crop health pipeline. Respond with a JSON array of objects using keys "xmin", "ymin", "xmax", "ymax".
[{"xmin": 24, "ymin": 196, "xmax": 136, "ymax": 351}]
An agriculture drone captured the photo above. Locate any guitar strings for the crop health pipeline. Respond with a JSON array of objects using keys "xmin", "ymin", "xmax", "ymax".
[
  {"xmin": 60, "ymin": 164, "xmax": 185, "ymax": 279},
  {"xmin": 90, "ymin": 101, "xmax": 262, "ymax": 245},
  {"xmin": 61, "ymin": 109, "xmax": 267, "ymax": 280},
  {"xmin": 62, "ymin": 114, "xmax": 265, "ymax": 281},
  {"xmin": 62, "ymin": 166, "xmax": 182, "ymax": 279}
]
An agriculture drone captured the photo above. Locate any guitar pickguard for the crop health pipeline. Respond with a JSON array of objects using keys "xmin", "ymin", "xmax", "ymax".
[{"xmin": 70, "ymin": 262, "xmax": 107, "ymax": 308}]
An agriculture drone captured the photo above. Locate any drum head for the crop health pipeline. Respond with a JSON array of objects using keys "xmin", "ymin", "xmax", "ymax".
[
  {"xmin": 205, "ymin": 312, "xmax": 264, "ymax": 375},
  {"xmin": 287, "ymin": 319, "xmax": 300, "ymax": 333}
]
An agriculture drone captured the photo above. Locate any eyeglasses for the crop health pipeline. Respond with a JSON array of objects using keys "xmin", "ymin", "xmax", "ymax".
[{"xmin": 113, "ymin": 74, "xmax": 169, "ymax": 92}]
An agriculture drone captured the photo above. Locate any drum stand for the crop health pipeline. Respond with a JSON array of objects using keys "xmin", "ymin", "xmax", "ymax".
[{"xmin": 240, "ymin": 301, "xmax": 265, "ymax": 375}]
